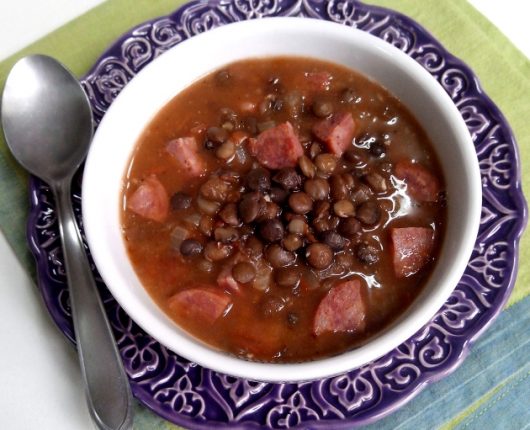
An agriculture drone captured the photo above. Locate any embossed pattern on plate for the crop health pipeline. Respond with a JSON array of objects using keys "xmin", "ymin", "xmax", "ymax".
[{"xmin": 27, "ymin": 0, "xmax": 527, "ymax": 428}]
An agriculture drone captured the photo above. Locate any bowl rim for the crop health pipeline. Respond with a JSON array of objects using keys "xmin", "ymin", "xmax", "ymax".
[{"xmin": 82, "ymin": 17, "xmax": 482, "ymax": 383}]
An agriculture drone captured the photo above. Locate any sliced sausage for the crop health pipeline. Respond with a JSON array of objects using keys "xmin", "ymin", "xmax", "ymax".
[
  {"xmin": 312, "ymin": 112, "xmax": 356, "ymax": 156},
  {"xmin": 127, "ymin": 175, "xmax": 169, "ymax": 222},
  {"xmin": 248, "ymin": 122, "xmax": 304, "ymax": 169},
  {"xmin": 166, "ymin": 136, "xmax": 206, "ymax": 177},
  {"xmin": 394, "ymin": 160, "xmax": 441, "ymax": 202},
  {"xmin": 313, "ymin": 279, "xmax": 366, "ymax": 335},
  {"xmin": 168, "ymin": 287, "xmax": 230, "ymax": 324},
  {"xmin": 390, "ymin": 227, "xmax": 435, "ymax": 278}
]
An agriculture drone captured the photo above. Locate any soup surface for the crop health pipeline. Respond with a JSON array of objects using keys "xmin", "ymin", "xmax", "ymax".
[{"xmin": 121, "ymin": 57, "xmax": 446, "ymax": 362}]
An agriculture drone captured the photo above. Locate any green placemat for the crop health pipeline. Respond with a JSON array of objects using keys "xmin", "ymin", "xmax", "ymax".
[{"xmin": 0, "ymin": 1, "xmax": 528, "ymax": 429}]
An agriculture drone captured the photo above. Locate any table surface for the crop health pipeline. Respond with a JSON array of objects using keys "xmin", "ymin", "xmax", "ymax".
[{"xmin": 0, "ymin": 1, "xmax": 528, "ymax": 429}]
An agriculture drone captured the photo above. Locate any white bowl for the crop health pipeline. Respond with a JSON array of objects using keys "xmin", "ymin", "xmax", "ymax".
[{"xmin": 83, "ymin": 17, "xmax": 482, "ymax": 383}]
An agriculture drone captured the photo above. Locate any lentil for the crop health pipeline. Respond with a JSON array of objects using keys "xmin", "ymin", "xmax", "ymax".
[
  {"xmin": 232, "ymin": 262, "xmax": 256, "ymax": 283},
  {"xmin": 306, "ymin": 243, "xmax": 333, "ymax": 270}
]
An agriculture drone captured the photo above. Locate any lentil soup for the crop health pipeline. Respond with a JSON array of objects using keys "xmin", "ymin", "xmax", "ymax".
[{"xmin": 121, "ymin": 57, "xmax": 446, "ymax": 362}]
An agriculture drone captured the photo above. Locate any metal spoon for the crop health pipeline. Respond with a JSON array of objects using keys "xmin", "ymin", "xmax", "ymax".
[{"xmin": 1, "ymin": 55, "xmax": 133, "ymax": 430}]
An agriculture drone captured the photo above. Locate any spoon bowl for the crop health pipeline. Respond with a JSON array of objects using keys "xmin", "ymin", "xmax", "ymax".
[{"xmin": 2, "ymin": 55, "xmax": 92, "ymax": 183}]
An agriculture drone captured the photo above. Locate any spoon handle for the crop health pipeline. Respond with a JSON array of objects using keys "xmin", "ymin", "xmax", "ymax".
[{"xmin": 53, "ymin": 180, "xmax": 133, "ymax": 430}]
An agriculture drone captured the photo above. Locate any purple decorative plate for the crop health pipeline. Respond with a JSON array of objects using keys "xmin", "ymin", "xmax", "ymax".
[{"xmin": 27, "ymin": 0, "xmax": 527, "ymax": 428}]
